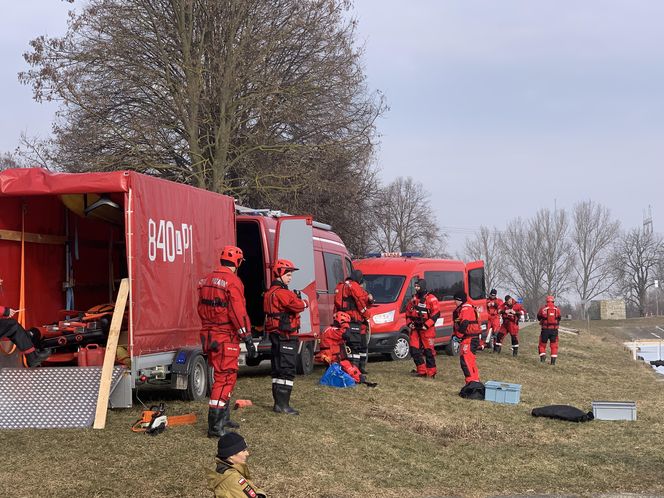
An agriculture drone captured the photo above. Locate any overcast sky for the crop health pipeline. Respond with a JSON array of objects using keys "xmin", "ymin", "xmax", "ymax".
[{"xmin": 2, "ymin": 1, "xmax": 663, "ymax": 255}]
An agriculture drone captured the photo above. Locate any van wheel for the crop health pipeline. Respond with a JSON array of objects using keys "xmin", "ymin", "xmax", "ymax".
[
  {"xmin": 182, "ymin": 354, "xmax": 208, "ymax": 401},
  {"xmin": 296, "ymin": 341, "xmax": 314, "ymax": 375},
  {"xmin": 444, "ymin": 338, "xmax": 460, "ymax": 356},
  {"xmin": 388, "ymin": 333, "xmax": 411, "ymax": 361}
]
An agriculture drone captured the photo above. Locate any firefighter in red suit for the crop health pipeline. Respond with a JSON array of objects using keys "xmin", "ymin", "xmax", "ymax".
[
  {"xmin": 198, "ymin": 246, "xmax": 257, "ymax": 438},
  {"xmin": 405, "ymin": 279, "xmax": 440, "ymax": 378},
  {"xmin": 537, "ymin": 295, "xmax": 561, "ymax": 365},
  {"xmin": 333, "ymin": 269, "xmax": 372, "ymax": 374},
  {"xmin": 495, "ymin": 295, "xmax": 525, "ymax": 356},
  {"xmin": 264, "ymin": 259, "xmax": 309, "ymax": 415},
  {"xmin": 319, "ymin": 311, "xmax": 363, "ymax": 383},
  {"xmin": 453, "ymin": 291, "xmax": 482, "ymax": 384},
  {"xmin": 0, "ymin": 305, "xmax": 47, "ymax": 368},
  {"xmin": 485, "ymin": 288, "xmax": 503, "ymax": 349}
]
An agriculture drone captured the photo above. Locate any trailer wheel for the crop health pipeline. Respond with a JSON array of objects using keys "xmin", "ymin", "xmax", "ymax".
[
  {"xmin": 296, "ymin": 341, "xmax": 314, "ymax": 375},
  {"xmin": 386, "ymin": 332, "xmax": 411, "ymax": 361},
  {"xmin": 183, "ymin": 354, "xmax": 208, "ymax": 401}
]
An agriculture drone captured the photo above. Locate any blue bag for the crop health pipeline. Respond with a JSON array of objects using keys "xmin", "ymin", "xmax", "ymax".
[{"xmin": 319, "ymin": 363, "xmax": 356, "ymax": 388}]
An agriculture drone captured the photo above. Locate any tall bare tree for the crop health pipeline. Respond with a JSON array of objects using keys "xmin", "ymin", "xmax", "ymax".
[
  {"xmin": 368, "ymin": 176, "xmax": 447, "ymax": 257},
  {"xmin": 498, "ymin": 208, "xmax": 572, "ymax": 313},
  {"xmin": 19, "ymin": 0, "xmax": 385, "ymax": 250},
  {"xmin": 463, "ymin": 226, "xmax": 505, "ymax": 292},
  {"xmin": 536, "ymin": 208, "xmax": 574, "ymax": 298},
  {"xmin": 570, "ymin": 201, "xmax": 621, "ymax": 317},
  {"xmin": 498, "ymin": 216, "xmax": 545, "ymax": 313},
  {"xmin": 611, "ymin": 227, "xmax": 664, "ymax": 316}
]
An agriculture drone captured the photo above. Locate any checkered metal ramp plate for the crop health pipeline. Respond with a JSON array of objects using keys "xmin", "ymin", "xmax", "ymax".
[{"xmin": 0, "ymin": 366, "xmax": 125, "ymax": 429}]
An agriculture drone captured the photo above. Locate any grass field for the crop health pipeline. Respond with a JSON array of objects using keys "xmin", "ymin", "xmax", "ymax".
[{"xmin": 1, "ymin": 318, "xmax": 664, "ymax": 497}]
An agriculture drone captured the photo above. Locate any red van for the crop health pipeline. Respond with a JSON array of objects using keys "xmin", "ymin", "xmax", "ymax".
[
  {"xmin": 236, "ymin": 208, "xmax": 353, "ymax": 374},
  {"xmin": 353, "ymin": 255, "xmax": 487, "ymax": 360}
]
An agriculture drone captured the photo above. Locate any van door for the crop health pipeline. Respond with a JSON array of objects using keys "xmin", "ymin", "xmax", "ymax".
[
  {"xmin": 466, "ymin": 260, "xmax": 488, "ymax": 327},
  {"xmin": 273, "ymin": 216, "xmax": 318, "ymax": 335}
]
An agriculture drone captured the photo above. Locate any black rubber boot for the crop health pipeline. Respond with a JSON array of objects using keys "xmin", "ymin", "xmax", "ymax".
[
  {"xmin": 540, "ymin": 355, "xmax": 546, "ymax": 363},
  {"xmin": 21, "ymin": 349, "xmax": 50, "ymax": 368},
  {"xmin": 222, "ymin": 403, "xmax": 240, "ymax": 429},
  {"xmin": 207, "ymin": 408, "xmax": 226, "ymax": 438},
  {"xmin": 512, "ymin": 346, "xmax": 519, "ymax": 357},
  {"xmin": 494, "ymin": 344, "xmax": 501, "ymax": 353},
  {"xmin": 359, "ymin": 356, "xmax": 368, "ymax": 374},
  {"xmin": 273, "ymin": 385, "xmax": 299, "ymax": 415},
  {"xmin": 551, "ymin": 357, "xmax": 557, "ymax": 365}
]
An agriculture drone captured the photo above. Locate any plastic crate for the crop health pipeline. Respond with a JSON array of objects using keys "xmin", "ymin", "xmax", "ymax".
[
  {"xmin": 591, "ymin": 401, "xmax": 637, "ymax": 421},
  {"xmin": 485, "ymin": 381, "xmax": 521, "ymax": 404}
]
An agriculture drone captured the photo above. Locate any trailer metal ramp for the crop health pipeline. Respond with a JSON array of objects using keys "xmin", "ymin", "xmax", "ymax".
[{"xmin": 0, "ymin": 366, "xmax": 126, "ymax": 429}]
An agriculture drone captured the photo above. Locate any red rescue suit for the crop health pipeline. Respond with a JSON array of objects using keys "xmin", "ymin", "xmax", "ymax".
[
  {"xmin": 453, "ymin": 303, "xmax": 482, "ymax": 383},
  {"xmin": 334, "ymin": 278, "xmax": 371, "ymax": 369},
  {"xmin": 537, "ymin": 303, "xmax": 561, "ymax": 362},
  {"xmin": 319, "ymin": 324, "xmax": 362, "ymax": 383},
  {"xmin": 486, "ymin": 297, "xmax": 504, "ymax": 339},
  {"xmin": 264, "ymin": 280, "xmax": 307, "ymax": 384},
  {"xmin": 197, "ymin": 267, "xmax": 252, "ymax": 410},
  {"xmin": 405, "ymin": 293, "xmax": 440, "ymax": 377},
  {"xmin": 496, "ymin": 301, "xmax": 525, "ymax": 354}
]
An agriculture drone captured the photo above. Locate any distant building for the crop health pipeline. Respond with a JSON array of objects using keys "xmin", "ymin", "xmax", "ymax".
[{"xmin": 588, "ymin": 299, "xmax": 626, "ymax": 320}]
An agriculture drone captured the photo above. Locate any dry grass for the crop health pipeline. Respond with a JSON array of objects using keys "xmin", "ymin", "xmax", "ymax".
[{"xmin": 1, "ymin": 319, "xmax": 664, "ymax": 497}]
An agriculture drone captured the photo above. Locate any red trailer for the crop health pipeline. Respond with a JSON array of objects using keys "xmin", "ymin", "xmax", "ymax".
[{"xmin": 0, "ymin": 168, "xmax": 349, "ymax": 407}]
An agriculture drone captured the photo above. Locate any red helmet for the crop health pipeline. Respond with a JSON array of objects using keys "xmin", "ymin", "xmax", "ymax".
[
  {"xmin": 333, "ymin": 311, "xmax": 351, "ymax": 326},
  {"xmin": 546, "ymin": 295, "xmax": 555, "ymax": 303},
  {"xmin": 273, "ymin": 259, "xmax": 299, "ymax": 278},
  {"xmin": 219, "ymin": 245, "xmax": 244, "ymax": 268}
]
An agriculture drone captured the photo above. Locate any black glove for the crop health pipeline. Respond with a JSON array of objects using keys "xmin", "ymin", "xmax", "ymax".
[
  {"xmin": 294, "ymin": 289, "xmax": 302, "ymax": 298},
  {"xmin": 244, "ymin": 338, "xmax": 257, "ymax": 359}
]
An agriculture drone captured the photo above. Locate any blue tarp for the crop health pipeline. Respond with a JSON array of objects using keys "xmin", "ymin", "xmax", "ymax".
[{"xmin": 319, "ymin": 363, "xmax": 356, "ymax": 388}]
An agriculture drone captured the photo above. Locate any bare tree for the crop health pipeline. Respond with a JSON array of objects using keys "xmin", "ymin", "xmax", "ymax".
[
  {"xmin": 0, "ymin": 152, "xmax": 21, "ymax": 170},
  {"xmin": 497, "ymin": 216, "xmax": 545, "ymax": 313},
  {"xmin": 368, "ymin": 176, "xmax": 447, "ymax": 257},
  {"xmin": 611, "ymin": 227, "xmax": 664, "ymax": 316},
  {"xmin": 570, "ymin": 201, "xmax": 621, "ymax": 317},
  {"xmin": 498, "ymin": 208, "xmax": 572, "ymax": 313},
  {"xmin": 19, "ymin": 0, "xmax": 385, "ymax": 211},
  {"xmin": 536, "ymin": 208, "xmax": 574, "ymax": 298},
  {"xmin": 463, "ymin": 226, "xmax": 505, "ymax": 292}
]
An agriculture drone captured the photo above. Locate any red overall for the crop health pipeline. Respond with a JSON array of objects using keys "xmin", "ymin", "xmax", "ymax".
[
  {"xmin": 486, "ymin": 297, "xmax": 503, "ymax": 338},
  {"xmin": 496, "ymin": 301, "xmax": 525, "ymax": 352},
  {"xmin": 319, "ymin": 324, "xmax": 362, "ymax": 383},
  {"xmin": 197, "ymin": 267, "xmax": 251, "ymax": 410},
  {"xmin": 454, "ymin": 303, "xmax": 482, "ymax": 383},
  {"xmin": 537, "ymin": 303, "xmax": 561, "ymax": 360},
  {"xmin": 334, "ymin": 278, "xmax": 371, "ymax": 368},
  {"xmin": 405, "ymin": 292, "xmax": 440, "ymax": 377}
]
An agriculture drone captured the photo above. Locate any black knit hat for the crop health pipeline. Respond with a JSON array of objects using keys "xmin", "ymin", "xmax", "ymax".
[
  {"xmin": 489, "ymin": 289, "xmax": 497, "ymax": 296},
  {"xmin": 217, "ymin": 432, "xmax": 247, "ymax": 459},
  {"xmin": 415, "ymin": 278, "xmax": 427, "ymax": 291},
  {"xmin": 453, "ymin": 291, "xmax": 467, "ymax": 302}
]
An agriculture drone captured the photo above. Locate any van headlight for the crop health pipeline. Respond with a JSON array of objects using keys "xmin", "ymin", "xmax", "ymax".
[{"xmin": 372, "ymin": 310, "xmax": 395, "ymax": 324}]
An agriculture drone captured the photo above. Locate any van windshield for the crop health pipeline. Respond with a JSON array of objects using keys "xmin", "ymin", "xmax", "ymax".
[{"xmin": 363, "ymin": 274, "xmax": 405, "ymax": 304}]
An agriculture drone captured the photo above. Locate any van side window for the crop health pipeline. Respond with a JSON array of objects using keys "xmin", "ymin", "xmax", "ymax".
[
  {"xmin": 400, "ymin": 277, "xmax": 418, "ymax": 311},
  {"xmin": 468, "ymin": 267, "xmax": 486, "ymax": 300},
  {"xmin": 344, "ymin": 258, "xmax": 353, "ymax": 279},
  {"xmin": 424, "ymin": 271, "xmax": 464, "ymax": 301},
  {"xmin": 323, "ymin": 252, "xmax": 344, "ymax": 293}
]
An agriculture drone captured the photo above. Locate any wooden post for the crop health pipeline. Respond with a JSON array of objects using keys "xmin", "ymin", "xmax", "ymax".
[{"xmin": 93, "ymin": 278, "xmax": 129, "ymax": 429}]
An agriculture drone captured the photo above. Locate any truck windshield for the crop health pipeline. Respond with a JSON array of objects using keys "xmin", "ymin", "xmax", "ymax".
[{"xmin": 363, "ymin": 275, "xmax": 406, "ymax": 303}]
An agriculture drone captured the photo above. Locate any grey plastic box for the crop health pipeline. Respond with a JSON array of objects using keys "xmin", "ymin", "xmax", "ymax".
[
  {"xmin": 591, "ymin": 401, "xmax": 637, "ymax": 421},
  {"xmin": 485, "ymin": 381, "xmax": 521, "ymax": 404}
]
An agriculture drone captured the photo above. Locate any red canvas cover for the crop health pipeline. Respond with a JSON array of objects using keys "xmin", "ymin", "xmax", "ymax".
[{"xmin": 0, "ymin": 168, "xmax": 236, "ymax": 357}]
